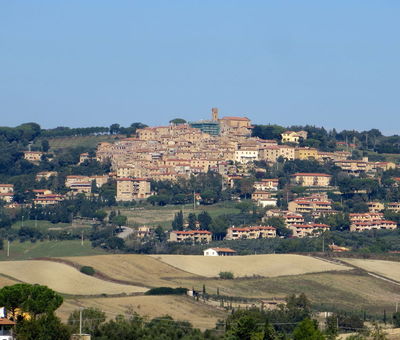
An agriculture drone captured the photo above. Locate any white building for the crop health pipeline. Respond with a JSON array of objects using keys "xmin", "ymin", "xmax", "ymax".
[{"xmin": 203, "ymin": 247, "xmax": 237, "ymax": 256}]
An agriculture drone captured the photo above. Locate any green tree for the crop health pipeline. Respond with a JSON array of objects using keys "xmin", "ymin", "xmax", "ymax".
[
  {"xmin": 292, "ymin": 319, "xmax": 325, "ymax": 340},
  {"xmin": 16, "ymin": 313, "xmax": 70, "ymax": 340},
  {"xmin": 112, "ymin": 214, "xmax": 127, "ymax": 228},
  {"xmin": 198, "ymin": 211, "xmax": 212, "ymax": 230},
  {"xmin": 68, "ymin": 307, "xmax": 106, "ymax": 335},
  {"xmin": 41, "ymin": 139, "xmax": 50, "ymax": 152},
  {"xmin": 169, "ymin": 118, "xmax": 187, "ymax": 125},
  {"xmin": 187, "ymin": 213, "xmax": 197, "ymax": 229},
  {"xmin": 172, "ymin": 210, "xmax": 184, "ymax": 230},
  {"xmin": 154, "ymin": 226, "xmax": 167, "ymax": 242}
]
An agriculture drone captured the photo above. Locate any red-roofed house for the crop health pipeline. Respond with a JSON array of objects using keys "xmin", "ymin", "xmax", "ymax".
[{"xmin": 203, "ymin": 247, "xmax": 237, "ymax": 256}]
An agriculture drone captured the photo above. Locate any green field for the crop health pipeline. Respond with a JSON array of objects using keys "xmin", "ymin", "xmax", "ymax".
[
  {"xmin": 117, "ymin": 201, "xmax": 241, "ymax": 228},
  {"xmin": 0, "ymin": 240, "xmax": 107, "ymax": 261},
  {"xmin": 11, "ymin": 219, "xmax": 71, "ymax": 232}
]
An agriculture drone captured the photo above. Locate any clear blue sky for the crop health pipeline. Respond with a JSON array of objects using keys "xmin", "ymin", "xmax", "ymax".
[{"xmin": 1, "ymin": 1, "xmax": 399, "ymax": 134}]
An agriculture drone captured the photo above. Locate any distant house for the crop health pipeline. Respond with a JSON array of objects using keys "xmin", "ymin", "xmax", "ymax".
[
  {"xmin": 203, "ymin": 247, "xmax": 237, "ymax": 256},
  {"xmin": 281, "ymin": 131, "xmax": 307, "ymax": 144}
]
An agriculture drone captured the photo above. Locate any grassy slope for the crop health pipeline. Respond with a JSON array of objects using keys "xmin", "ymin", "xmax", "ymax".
[
  {"xmin": 341, "ymin": 258, "xmax": 400, "ymax": 282},
  {"xmin": 151, "ymin": 254, "xmax": 350, "ymax": 277},
  {"xmin": 0, "ymin": 240, "xmax": 107, "ymax": 261},
  {"xmin": 62, "ymin": 254, "xmax": 199, "ymax": 287},
  {"xmin": 59, "ymin": 254, "xmax": 400, "ymax": 315},
  {"xmin": 57, "ymin": 295, "xmax": 226, "ymax": 330},
  {"xmin": 118, "ymin": 201, "xmax": 241, "ymax": 228},
  {"xmin": 0, "ymin": 260, "xmax": 147, "ymax": 295}
]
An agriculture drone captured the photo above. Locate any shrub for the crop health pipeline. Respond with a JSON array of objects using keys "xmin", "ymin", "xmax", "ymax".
[
  {"xmin": 145, "ymin": 287, "xmax": 188, "ymax": 295},
  {"xmin": 80, "ymin": 266, "xmax": 96, "ymax": 276},
  {"xmin": 219, "ymin": 271, "xmax": 234, "ymax": 280}
]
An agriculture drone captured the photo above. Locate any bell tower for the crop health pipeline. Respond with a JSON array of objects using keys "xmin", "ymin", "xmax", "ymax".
[{"xmin": 212, "ymin": 107, "xmax": 219, "ymax": 121}]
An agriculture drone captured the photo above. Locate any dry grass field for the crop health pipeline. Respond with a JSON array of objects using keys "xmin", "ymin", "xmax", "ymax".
[
  {"xmin": 62, "ymin": 254, "xmax": 198, "ymax": 287},
  {"xmin": 151, "ymin": 254, "xmax": 351, "ymax": 278},
  {"xmin": 0, "ymin": 260, "xmax": 147, "ymax": 295},
  {"xmin": 341, "ymin": 258, "xmax": 400, "ymax": 282},
  {"xmin": 57, "ymin": 295, "xmax": 226, "ymax": 330}
]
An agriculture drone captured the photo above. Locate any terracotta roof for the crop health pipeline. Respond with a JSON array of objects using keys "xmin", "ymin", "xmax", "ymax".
[
  {"xmin": 292, "ymin": 173, "xmax": 332, "ymax": 177},
  {"xmin": 0, "ymin": 318, "xmax": 16, "ymax": 325},
  {"xmin": 173, "ymin": 230, "xmax": 212, "ymax": 235},
  {"xmin": 208, "ymin": 247, "xmax": 236, "ymax": 253},
  {"xmin": 221, "ymin": 116, "xmax": 250, "ymax": 121}
]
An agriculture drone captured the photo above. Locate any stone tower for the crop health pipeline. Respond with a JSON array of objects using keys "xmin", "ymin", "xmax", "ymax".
[{"xmin": 211, "ymin": 107, "xmax": 219, "ymax": 121}]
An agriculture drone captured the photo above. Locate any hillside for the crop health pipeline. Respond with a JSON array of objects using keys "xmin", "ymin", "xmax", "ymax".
[
  {"xmin": 341, "ymin": 258, "xmax": 400, "ymax": 282},
  {"xmin": 62, "ymin": 254, "xmax": 198, "ymax": 287},
  {"xmin": 150, "ymin": 254, "xmax": 350, "ymax": 278},
  {"xmin": 57, "ymin": 295, "xmax": 226, "ymax": 330},
  {"xmin": 0, "ymin": 260, "xmax": 147, "ymax": 295}
]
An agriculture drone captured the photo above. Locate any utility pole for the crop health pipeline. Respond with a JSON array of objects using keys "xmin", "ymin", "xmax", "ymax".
[
  {"xmin": 7, "ymin": 240, "xmax": 10, "ymax": 257},
  {"xmin": 81, "ymin": 231, "xmax": 84, "ymax": 246},
  {"xmin": 79, "ymin": 307, "xmax": 83, "ymax": 335}
]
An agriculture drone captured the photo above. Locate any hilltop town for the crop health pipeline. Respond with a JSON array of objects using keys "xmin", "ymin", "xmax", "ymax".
[
  {"xmin": 1, "ymin": 111, "xmax": 400, "ymax": 339},
  {"xmin": 1, "ymin": 108, "xmax": 400, "ymax": 251}
]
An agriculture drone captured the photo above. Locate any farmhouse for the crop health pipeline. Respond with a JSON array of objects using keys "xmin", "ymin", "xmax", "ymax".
[{"xmin": 203, "ymin": 247, "xmax": 237, "ymax": 256}]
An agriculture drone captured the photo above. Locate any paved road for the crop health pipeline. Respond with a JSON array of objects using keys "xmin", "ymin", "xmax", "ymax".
[{"xmin": 116, "ymin": 226, "xmax": 134, "ymax": 239}]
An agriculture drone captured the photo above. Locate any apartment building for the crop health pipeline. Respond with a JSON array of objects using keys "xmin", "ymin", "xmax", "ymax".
[
  {"xmin": 225, "ymin": 226, "xmax": 276, "ymax": 240},
  {"xmin": 349, "ymin": 213, "xmax": 384, "ymax": 223},
  {"xmin": 288, "ymin": 223, "xmax": 330, "ymax": 238},
  {"xmin": 33, "ymin": 194, "xmax": 64, "ymax": 206},
  {"xmin": 367, "ymin": 202, "xmax": 385, "ymax": 213},
  {"xmin": 234, "ymin": 149, "xmax": 259, "ymax": 163},
  {"xmin": 288, "ymin": 196, "xmax": 333, "ymax": 215},
  {"xmin": 350, "ymin": 220, "xmax": 397, "ymax": 232},
  {"xmin": 116, "ymin": 177, "xmax": 151, "ymax": 201},
  {"xmin": 295, "ymin": 147, "xmax": 318, "ymax": 160},
  {"xmin": 386, "ymin": 202, "xmax": 400, "ymax": 213},
  {"xmin": 334, "ymin": 160, "xmax": 368, "ymax": 176},
  {"xmin": 291, "ymin": 173, "xmax": 332, "ymax": 187},
  {"xmin": 253, "ymin": 179, "xmax": 279, "ymax": 191},
  {"xmin": 259, "ymin": 145, "xmax": 295, "ymax": 162},
  {"xmin": 168, "ymin": 230, "xmax": 212, "ymax": 243}
]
